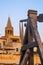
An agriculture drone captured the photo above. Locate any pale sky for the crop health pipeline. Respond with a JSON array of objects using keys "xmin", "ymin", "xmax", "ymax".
[{"xmin": 0, "ymin": 0, "xmax": 43, "ymax": 42}]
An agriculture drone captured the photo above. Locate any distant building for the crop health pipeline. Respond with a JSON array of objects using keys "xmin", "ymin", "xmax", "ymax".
[{"xmin": 0, "ymin": 17, "xmax": 22, "ymax": 65}]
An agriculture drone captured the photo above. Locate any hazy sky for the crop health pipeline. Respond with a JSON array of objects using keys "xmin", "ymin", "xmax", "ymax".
[{"xmin": 0, "ymin": 0, "xmax": 43, "ymax": 42}]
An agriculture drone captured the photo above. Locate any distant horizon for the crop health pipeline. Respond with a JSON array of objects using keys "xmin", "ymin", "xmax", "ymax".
[{"xmin": 0, "ymin": 0, "xmax": 43, "ymax": 42}]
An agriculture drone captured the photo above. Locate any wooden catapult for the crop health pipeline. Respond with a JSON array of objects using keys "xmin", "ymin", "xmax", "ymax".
[{"xmin": 19, "ymin": 10, "xmax": 43, "ymax": 65}]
